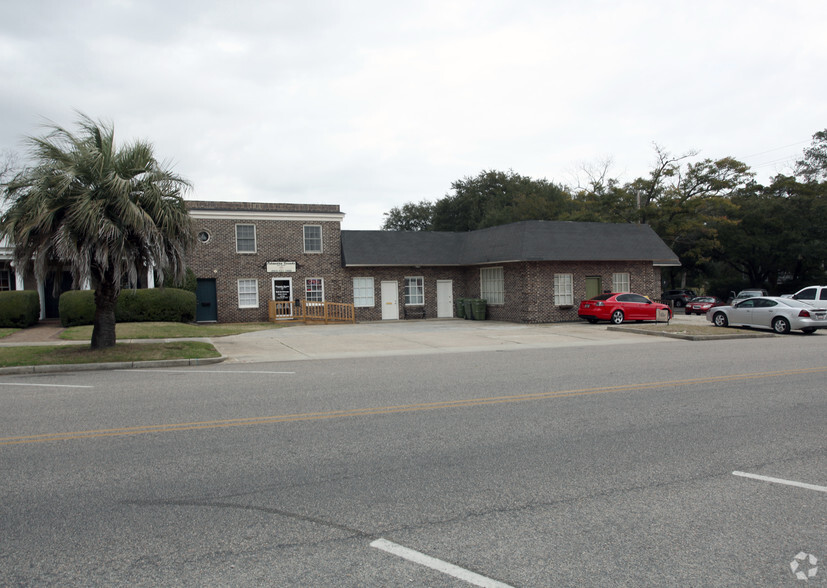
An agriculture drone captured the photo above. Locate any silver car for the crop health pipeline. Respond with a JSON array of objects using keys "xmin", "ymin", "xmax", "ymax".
[{"xmin": 706, "ymin": 296, "xmax": 827, "ymax": 334}]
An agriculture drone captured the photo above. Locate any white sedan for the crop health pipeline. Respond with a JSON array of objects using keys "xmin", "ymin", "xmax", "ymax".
[{"xmin": 706, "ymin": 296, "xmax": 827, "ymax": 334}]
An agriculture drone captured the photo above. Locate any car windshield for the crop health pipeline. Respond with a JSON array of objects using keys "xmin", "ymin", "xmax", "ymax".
[{"xmin": 693, "ymin": 297, "xmax": 715, "ymax": 302}]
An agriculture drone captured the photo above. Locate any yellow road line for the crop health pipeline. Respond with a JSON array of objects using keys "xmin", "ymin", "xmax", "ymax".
[{"xmin": 2, "ymin": 367, "xmax": 825, "ymax": 446}]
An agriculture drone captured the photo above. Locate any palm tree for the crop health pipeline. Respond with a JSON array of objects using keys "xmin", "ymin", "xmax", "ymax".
[{"xmin": 0, "ymin": 114, "xmax": 194, "ymax": 349}]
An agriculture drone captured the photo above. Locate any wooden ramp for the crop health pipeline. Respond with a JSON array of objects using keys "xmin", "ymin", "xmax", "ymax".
[{"xmin": 268, "ymin": 300, "xmax": 356, "ymax": 324}]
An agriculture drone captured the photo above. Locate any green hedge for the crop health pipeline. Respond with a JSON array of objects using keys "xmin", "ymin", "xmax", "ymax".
[
  {"xmin": 0, "ymin": 290, "xmax": 41, "ymax": 328},
  {"xmin": 59, "ymin": 288, "xmax": 197, "ymax": 327}
]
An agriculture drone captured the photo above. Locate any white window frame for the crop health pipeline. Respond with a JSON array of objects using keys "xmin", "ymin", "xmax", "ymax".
[
  {"xmin": 237, "ymin": 279, "xmax": 259, "ymax": 308},
  {"xmin": 353, "ymin": 277, "xmax": 375, "ymax": 307},
  {"xmin": 235, "ymin": 224, "xmax": 256, "ymax": 253},
  {"xmin": 303, "ymin": 225, "xmax": 323, "ymax": 253},
  {"xmin": 613, "ymin": 272, "xmax": 630, "ymax": 293},
  {"xmin": 305, "ymin": 277, "xmax": 324, "ymax": 302},
  {"xmin": 404, "ymin": 276, "xmax": 424, "ymax": 305},
  {"xmin": 480, "ymin": 267, "xmax": 504, "ymax": 305},
  {"xmin": 554, "ymin": 273, "xmax": 573, "ymax": 306}
]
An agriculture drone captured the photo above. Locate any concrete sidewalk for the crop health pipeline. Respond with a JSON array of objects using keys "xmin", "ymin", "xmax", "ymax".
[
  {"xmin": 208, "ymin": 318, "xmax": 687, "ymax": 363},
  {"xmin": 1, "ymin": 315, "xmax": 712, "ymax": 368}
]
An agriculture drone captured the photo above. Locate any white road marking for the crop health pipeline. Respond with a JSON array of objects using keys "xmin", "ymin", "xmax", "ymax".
[
  {"xmin": 370, "ymin": 538, "xmax": 513, "ymax": 588},
  {"xmin": 733, "ymin": 471, "xmax": 827, "ymax": 493},
  {"xmin": 125, "ymin": 369, "xmax": 295, "ymax": 374},
  {"xmin": 0, "ymin": 382, "xmax": 93, "ymax": 388}
]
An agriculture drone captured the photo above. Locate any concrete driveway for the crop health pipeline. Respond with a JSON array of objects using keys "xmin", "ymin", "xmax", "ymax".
[{"xmin": 210, "ymin": 315, "xmax": 706, "ymax": 363}]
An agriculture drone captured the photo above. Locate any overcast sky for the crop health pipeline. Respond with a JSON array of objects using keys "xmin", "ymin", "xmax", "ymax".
[{"xmin": 1, "ymin": 1, "xmax": 825, "ymax": 229}]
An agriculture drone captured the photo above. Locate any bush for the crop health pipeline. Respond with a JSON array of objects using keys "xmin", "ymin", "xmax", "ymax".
[
  {"xmin": 59, "ymin": 288, "xmax": 197, "ymax": 327},
  {"xmin": 0, "ymin": 290, "xmax": 41, "ymax": 328},
  {"xmin": 58, "ymin": 290, "xmax": 96, "ymax": 327},
  {"xmin": 117, "ymin": 288, "xmax": 196, "ymax": 323}
]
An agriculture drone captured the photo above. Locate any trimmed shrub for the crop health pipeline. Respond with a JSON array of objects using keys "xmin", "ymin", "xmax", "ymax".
[
  {"xmin": 0, "ymin": 290, "xmax": 41, "ymax": 328},
  {"xmin": 59, "ymin": 290, "xmax": 96, "ymax": 327},
  {"xmin": 58, "ymin": 288, "xmax": 197, "ymax": 327},
  {"xmin": 117, "ymin": 288, "xmax": 196, "ymax": 323}
]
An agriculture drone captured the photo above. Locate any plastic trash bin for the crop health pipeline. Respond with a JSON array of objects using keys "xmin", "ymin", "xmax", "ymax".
[
  {"xmin": 455, "ymin": 298, "xmax": 466, "ymax": 319},
  {"xmin": 472, "ymin": 298, "xmax": 487, "ymax": 320},
  {"xmin": 463, "ymin": 299, "xmax": 473, "ymax": 320}
]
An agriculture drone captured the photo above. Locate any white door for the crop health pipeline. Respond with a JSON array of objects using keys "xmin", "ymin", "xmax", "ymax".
[
  {"xmin": 381, "ymin": 281, "xmax": 399, "ymax": 320},
  {"xmin": 437, "ymin": 280, "xmax": 453, "ymax": 318}
]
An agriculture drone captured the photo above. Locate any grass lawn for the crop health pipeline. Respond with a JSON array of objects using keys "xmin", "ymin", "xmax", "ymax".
[
  {"xmin": 60, "ymin": 321, "xmax": 281, "ymax": 341},
  {"xmin": 0, "ymin": 328, "xmax": 20, "ymax": 339},
  {"xmin": 618, "ymin": 322, "xmax": 752, "ymax": 336},
  {"xmin": 0, "ymin": 341, "xmax": 220, "ymax": 368}
]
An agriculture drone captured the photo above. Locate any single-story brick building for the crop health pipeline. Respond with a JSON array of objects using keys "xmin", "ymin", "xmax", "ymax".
[{"xmin": 187, "ymin": 201, "xmax": 680, "ymax": 323}]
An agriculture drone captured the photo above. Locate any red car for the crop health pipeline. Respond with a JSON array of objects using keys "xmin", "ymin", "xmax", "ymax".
[
  {"xmin": 578, "ymin": 292, "xmax": 672, "ymax": 325},
  {"xmin": 684, "ymin": 296, "xmax": 725, "ymax": 315}
]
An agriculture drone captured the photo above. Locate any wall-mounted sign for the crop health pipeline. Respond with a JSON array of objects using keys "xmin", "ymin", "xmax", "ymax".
[{"xmin": 267, "ymin": 261, "xmax": 297, "ymax": 273}]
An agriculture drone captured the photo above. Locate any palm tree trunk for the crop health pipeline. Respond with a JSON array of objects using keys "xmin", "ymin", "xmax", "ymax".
[{"xmin": 91, "ymin": 278, "xmax": 119, "ymax": 349}]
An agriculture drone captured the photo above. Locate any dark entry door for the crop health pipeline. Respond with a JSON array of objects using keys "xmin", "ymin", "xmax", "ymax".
[
  {"xmin": 196, "ymin": 279, "xmax": 218, "ymax": 322},
  {"xmin": 44, "ymin": 271, "xmax": 73, "ymax": 319}
]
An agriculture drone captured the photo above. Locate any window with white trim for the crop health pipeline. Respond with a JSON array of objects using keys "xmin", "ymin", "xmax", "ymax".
[
  {"xmin": 305, "ymin": 278, "xmax": 324, "ymax": 302},
  {"xmin": 236, "ymin": 224, "xmax": 256, "ymax": 253},
  {"xmin": 353, "ymin": 277, "xmax": 375, "ymax": 307},
  {"xmin": 554, "ymin": 274, "xmax": 573, "ymax": 306},
  {"xmin": 237, "ymin": 279, "xmax": 259, "ymax": 308},
  {"xmin": 303, "ymin": 225, "xmax": 322, "ymax": 253},
  {"xmin": 480, "ymin": 267, "xmax": 504, "ymax": 304},
  {"xmin": 613, "ymin": 272, "xmax": 630, "ymax": 293},
  {"xmin": 404, "ymin": 277, "xmax": 424, "ymax": 305}
]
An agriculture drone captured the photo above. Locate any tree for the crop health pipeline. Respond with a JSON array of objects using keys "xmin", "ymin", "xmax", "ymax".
[
  {"xmin": 430, "ymin": 169, "xmax": 573, "ymax": 231},
  {"xmin": 381, "ymin": 199, "xmax": 434, "ymax": 231},
  {"xmin": 0, "ymin": 114, "xmax": 194, "ymax": 349},
  {"xmin": 795, "ymin": 129, "xmax": 827, "ymax": 182}
]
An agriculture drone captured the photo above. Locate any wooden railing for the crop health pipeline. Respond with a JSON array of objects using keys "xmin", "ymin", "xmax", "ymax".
[{"xmin": 268, "ymin": 300, "xmax": 356, "ymax": 324}]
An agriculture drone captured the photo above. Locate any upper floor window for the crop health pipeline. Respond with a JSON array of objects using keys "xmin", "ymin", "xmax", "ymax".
[
  {"xmin": 304, "ymin": 225, "xmax": 322, "ymax": 253},
  {"xmin": 236, "ymin": 224, "xmax": 256, "ymax": 253},
  {"xmin": 404, "ymin": 277, "xmax": 424, "ymax": 305},
  {"xmin": 480, "ymin": 267, "xmax": 504, "ymax": 305}
]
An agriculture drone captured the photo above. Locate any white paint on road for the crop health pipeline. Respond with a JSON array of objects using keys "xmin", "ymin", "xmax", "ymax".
[
  {"xmin": 370, "ymin": 538, "xmax": 513, "ymax": 588},
  {"xmin": 0, "ymin": 382, "xmax": 93, "ymax": 388},
  {"xmin": 733, "ymin": 471, "xmax": 827, "ymax": 493},
  {"xmin": 125, "ymin": 369, "xmax": 295, "ymax": 374}
]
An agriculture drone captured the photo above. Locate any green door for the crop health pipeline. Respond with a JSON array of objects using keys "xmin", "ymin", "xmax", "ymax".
[
  {"xmin": 196, "ymin": 279, "xmax": 218, "ymax": 322},
  {"xmin": 585, "ymin": 276, "xmax": 602, "ymax": 300}
]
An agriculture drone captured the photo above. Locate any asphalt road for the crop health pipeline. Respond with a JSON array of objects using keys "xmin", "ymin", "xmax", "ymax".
[{"xmin": 1, "ymin": 334, "xmax": 825, "ymax": 586}]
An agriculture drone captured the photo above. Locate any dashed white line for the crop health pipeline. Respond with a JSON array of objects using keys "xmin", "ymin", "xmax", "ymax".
[
  {"xmin": 370, "ymin": 538, "xmax": 513, "ymax": 588},
  {"xmin": 0, "ymin": 382, "xmax": 93, "ymax": 388},
  {"xmin": 733, "ymin": 471, "xmax": 827, "ymax": 493}
]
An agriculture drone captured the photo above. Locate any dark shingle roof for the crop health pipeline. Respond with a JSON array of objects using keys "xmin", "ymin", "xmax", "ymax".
[{"xmin": 341, "ymin": 220, "xmax": 680, "ymax": 267}]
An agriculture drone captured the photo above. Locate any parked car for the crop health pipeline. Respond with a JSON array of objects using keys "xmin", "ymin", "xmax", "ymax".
[
  {"xmin": 785, "ymin": 285, "xmax": 827, "ymax": 302},
  {"xmin": 578, "ymin": 292, "xmax": 672, "ymax": 325},
  {"xmin": 684, "ymin": 296, "xmax": 725, "ymax": 315},
  {"xmin": 661, "ymin": 289, "xmax": 697, "ymax": 307},
  {"xmin": 730, "ymin": 289, "xmax": 768, "ymax": 304},
  {"xmin": 707, "ymin": 296, "xmax": 827, "ymax": 334}
]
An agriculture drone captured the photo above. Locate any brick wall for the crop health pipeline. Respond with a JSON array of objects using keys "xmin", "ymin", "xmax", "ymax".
[{"xmin": 187, "ymin": 217, "xmax": 345, "ymax": 323}]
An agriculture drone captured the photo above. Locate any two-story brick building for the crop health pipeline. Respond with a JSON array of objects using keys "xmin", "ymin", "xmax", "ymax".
[{"xmin": 187, "ymin": 200, "xmax": 680, "ymax": 324}]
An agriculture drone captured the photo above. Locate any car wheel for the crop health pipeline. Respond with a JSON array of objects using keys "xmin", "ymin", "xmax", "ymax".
[
  {"xmin": 772, "ymin": 317, "xmax": 791, "ymax": 334},
  {"xmin": 586, "ymin": 317, "xmax": 598, "ymax": 324},
  {"xmin": 684, "ymin": 309, "xmax": 691, "ymax": 315},
  {"xmin": 610, "ymin": 310, "xmax": 624, "ymax": 325},
  {"xmin": 801, "ymin": 327, "xmax": 817, "ymax": 334},
  {"xmin": 674, "ymin": 299, "xmax": 684, "ymax": 308},
  {"xmin": 713, "ymin": 312, "xmax": 728, "ymax": 327}
]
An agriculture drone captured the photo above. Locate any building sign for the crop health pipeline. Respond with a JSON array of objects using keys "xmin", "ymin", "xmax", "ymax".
[{"xmin": 267, "ymin": 261, "xmax": 297, "ymax": 273}]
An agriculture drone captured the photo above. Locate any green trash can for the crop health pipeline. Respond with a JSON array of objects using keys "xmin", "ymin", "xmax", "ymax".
[
  {"xmin": 455, "ymin": 298, "xmax": 466, "ymax": 319},
  {"xmin": 472, "ymin": 298, "xmax": 487, "ymax": 320},
  {"xmin": 463, "ymin": 299, "xmax": 473, "ymax": 320}
]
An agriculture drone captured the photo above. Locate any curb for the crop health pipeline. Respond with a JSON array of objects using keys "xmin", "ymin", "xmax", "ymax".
[
  {"xmin": 607, "ymin": 326, "xmax": 776, "ymax": 341},
  {"xmin": 0, "ymin": 355, "xmax": 226, "ymax": 375}
]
